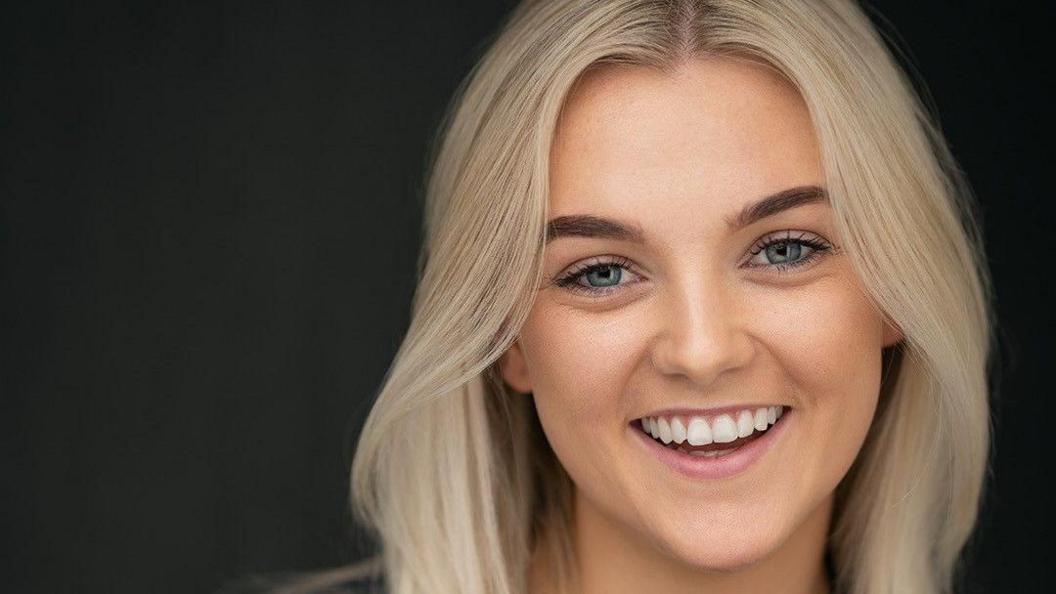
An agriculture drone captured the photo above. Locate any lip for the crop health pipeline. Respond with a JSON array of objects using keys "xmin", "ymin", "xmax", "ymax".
[
  {"xmin": 629, "ymin": 407, "xmax": 792, "ymax": 480},
  {"xmin": 637, "ymin": 403, "xmax": 788, "ymax": 420}
]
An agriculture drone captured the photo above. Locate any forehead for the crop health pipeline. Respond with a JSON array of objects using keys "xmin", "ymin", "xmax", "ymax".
[{"xmin": 548, "ymin": 56, "xmax": 824, "ymax": 232}]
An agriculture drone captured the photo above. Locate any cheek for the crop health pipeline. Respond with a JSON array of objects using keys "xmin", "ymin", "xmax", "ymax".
[
  {"xmin": 519, "ymin": 306, "xmax": 643, "ymax": 411},
  {"xmin": 758, "ymin": 276, "xmax": 884, "ymax": 480},
  {"xmin": 517, "ymin": 305, "xmax": 645, "ymax": 474}
]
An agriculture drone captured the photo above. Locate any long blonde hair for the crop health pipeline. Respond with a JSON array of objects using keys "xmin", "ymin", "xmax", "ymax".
[{"xmin": 274, "ymin": 1, "xmax": 996, "ymax": 592}]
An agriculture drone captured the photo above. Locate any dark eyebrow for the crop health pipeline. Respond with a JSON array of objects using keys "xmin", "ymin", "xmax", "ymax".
[
  {"xmin": 725, "ymin": 185, "xmax": 829, "ymax": 230},
  {"xmin": 545, "ymin": 185, "xmax": 828, "ymax": 245}
]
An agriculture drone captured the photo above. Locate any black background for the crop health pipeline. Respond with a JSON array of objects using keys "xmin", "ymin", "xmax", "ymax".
[{"xmin": 2, "ymin": 1, "xmax": 1051, "ymax": 592}]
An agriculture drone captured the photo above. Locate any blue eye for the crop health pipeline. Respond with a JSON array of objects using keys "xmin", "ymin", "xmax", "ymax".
[
  {"xmin": 554, "ymin": 255, "xmax": 638, "ymax": 296},
  {"xmin": 553, "ymin": 231, "xmax": 832, "ymax": 297},
  {"xmin": 745, "ymin": 230, "xmax": 832, "ymax": 273}
]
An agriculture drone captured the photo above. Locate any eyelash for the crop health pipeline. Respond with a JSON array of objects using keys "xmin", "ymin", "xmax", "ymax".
[{"xmin": 553, "ymin": 230, "xmax": 833, "ymax": 297}]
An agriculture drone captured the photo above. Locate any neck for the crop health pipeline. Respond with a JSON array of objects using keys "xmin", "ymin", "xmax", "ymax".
[{"xmin": 539, "ymin": 490, "xmax": 833, "ymax": 594}]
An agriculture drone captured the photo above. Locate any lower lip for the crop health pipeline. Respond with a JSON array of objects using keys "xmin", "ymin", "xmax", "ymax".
[{"xmin": 630, "ymin": 409, "xmax": 792, "ymax": 480}]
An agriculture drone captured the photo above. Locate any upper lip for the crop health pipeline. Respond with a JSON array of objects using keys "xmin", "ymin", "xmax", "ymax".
[{"xmin": 635, "ymin": 403, "xmax": 789, "ymax": 421}]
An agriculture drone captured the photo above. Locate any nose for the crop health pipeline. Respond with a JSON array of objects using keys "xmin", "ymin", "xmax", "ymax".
[{"xmin": 649, "ymin": 272, "xmax": 755, "ymax": 386}]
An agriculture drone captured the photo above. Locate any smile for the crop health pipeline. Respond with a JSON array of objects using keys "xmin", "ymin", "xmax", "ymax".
[
  {"xmin": 631, "ymin": 406, "xmax": 791, "ymax": 479},
  {"xmin": 641, "ymin": 406, "xmax": 785, "ymax": 452}
]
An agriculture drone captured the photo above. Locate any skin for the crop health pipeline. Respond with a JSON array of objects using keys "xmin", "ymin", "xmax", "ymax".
[{"xmin": 499, "ymin": 55, "xmax": 902, "ymax": 594}]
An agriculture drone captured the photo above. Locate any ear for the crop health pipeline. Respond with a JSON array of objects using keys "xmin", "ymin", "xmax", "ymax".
[
  {"xmin": 881, "ymin": 316, "xmax": 904, "ymax": 348},
  {"xmin": 498, "ymin": 338, "xmax": 533, "ymax": 394}
]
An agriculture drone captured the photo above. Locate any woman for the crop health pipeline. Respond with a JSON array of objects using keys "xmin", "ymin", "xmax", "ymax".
[{"xmin": 265, "ymin": 0, "xmax": 995, "ymax": 592}]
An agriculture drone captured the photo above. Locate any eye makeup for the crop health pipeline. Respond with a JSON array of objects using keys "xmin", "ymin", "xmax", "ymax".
[{"xmin": 551, "ymin": 229, "xmax": 834, "ymax": 297}]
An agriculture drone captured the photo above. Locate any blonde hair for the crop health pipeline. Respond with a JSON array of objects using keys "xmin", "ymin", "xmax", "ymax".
[{"xmin": 269, "ymin": 1, "xmax": 996, "ymax": 593}]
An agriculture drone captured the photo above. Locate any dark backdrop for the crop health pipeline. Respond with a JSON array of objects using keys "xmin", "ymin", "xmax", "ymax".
[{"xmin": 2, "ymin": 1, "xmax": 1051, "ymax": 592}]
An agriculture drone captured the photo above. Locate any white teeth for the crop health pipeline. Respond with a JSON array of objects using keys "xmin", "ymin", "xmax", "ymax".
[
  {"xmin": 736, "ymin": 410, "xmax": 754, "ymax": 438},
  {"xmin": 670, "ymin": 417, "xmax": 687, "ymax": 444},
  {"xmin": 641, "ymin": 405, "xmax": 786, "ymax": 449},
  {"xmin": 657, "ymin": 417, "xmax": 673, "ymax": 444},
  {"xmin": 686, "ymin": 417, "xmax": 712, "ymax": 445},
  {"xmin": 711, "ymin": 414, "xmax": 738, "ymax": 443},
  {"xmin": 754, "ymin": 407, "xmax": 768, "ymax": 431}
]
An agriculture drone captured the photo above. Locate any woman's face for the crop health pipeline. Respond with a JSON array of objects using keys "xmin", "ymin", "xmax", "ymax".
[{"xmin": 500, "ymin": 56, "xmax": 901, "ymax": 572}]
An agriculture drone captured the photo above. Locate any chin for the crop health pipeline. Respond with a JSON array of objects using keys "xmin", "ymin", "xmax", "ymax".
[{"xmin": 659, "ymin": 525, "xmax": 786, "ymax": 573}]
